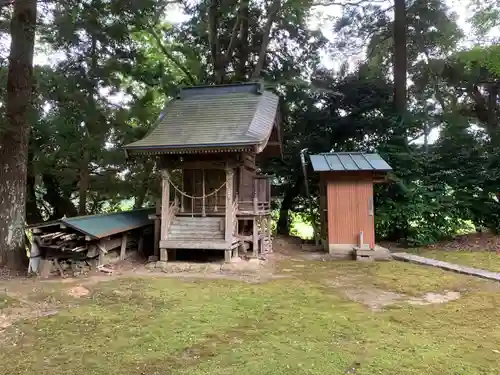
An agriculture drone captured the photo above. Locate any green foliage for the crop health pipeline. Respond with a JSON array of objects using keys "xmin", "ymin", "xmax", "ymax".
[
  {"xmin": 1, "ymin": 0, "xmax": 498, "ymax": 247},
  {"xmin": 457, "ymin": 45, "xmax": 500, "ymax": 75},
  {"xmin": 289, "ymin": 211, "xmax": 314, "ymax": 239},
  {"xmin": 470, "ymin": 0, "xmax": 500, "ymax": 37}
]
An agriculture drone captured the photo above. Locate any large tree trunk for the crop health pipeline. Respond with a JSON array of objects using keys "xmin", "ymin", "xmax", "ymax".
[
  {"xmin": 276, "ymin": 177, "xmax": 302, "ymax": 235},
  {"xmin": 79, "ymin": 32, "xmax": 98, "ymax": 216},
  {"xmin": 208, "ymin": 0, "xmax": 223, "ymax": 83},
  {"xmin": 236, "ymin": 0, "xmax": 249, "ymax": 81},
  {"xmin": 0, "ymin": 0, "xmax": 37, "ymax": 269},
  {"xmin": 26, "ymin": 145, "xmax": 41, "ymax": 224},
  {"xmin": 78, "ymin": 148, "xmax": 89, "ymax": 215},
  {"xmin": 393, "ymin": 0, "xmax": 407, "ymax": 115}
]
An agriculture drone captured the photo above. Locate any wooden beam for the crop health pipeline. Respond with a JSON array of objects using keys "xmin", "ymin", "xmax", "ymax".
[
  {"xmin": 153, "ymin": 218, "xmax": 160, "ymax": 257},
  {"xmin": 180, "ymin": 169, "xmax": 185, "ymax": 212},
  {"xmin": 225, "ymin": 167, "xmax": 234, "ymax": 242},
  {"xmin": 252, "ymin": 218, "xmax": 258, "ymax": 258},
  {"xmin": 160, "ymin": 247, "xmax": 168, "ymax": 261},
  {"xmin": 160, "ymin": 169, "xmax": 171, "ymax": 261},
  {"xmin": 266, "ymin": 141, "xmax": 281, "ymax": 147},
  {"xmin": 138, "ymin": 232, "xmax": 144, "ymax": 256},
  {"xmin": 120, "ymin": 233, "xmax": 128, "ymax": 260},
  {"xmin": 98, "ymin": 237, "xmax": 122, "ymax": 252},
  {"xmin": 253, "ymin": 178, "xmax": 258, "ymax": 214},
  {"xmin": 202, "ymin": 169, "xmax": 206, "ymax": 217},
  {"xmin": 161, "ymin": 170, "xmax": 170, "ymax": 242},
  {"xmin": 191, "ymin": 169, "xmax": 195, "ymax": 216},
  {"xmin": 167, "ymin": 160, "xmax": 227, "ymax": 170},
  {"xmin": 267, "ymin": 217, "xmax": 272, "ymax": 253},
  {"xmin": 160, "ymin": 240, "xmax": 229, "ymax": 250},
  {"xmin": 98, "ymin": 248, "xmax": 105, "ymax": 267}
]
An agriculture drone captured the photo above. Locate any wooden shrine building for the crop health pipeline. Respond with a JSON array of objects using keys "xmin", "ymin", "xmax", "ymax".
[
  {"xmin": 310, "ymin": 152, "xmax": 392, "ymax": 257},
  {"xmin": 124, "ymin": 83, "xmax": 282, "ymax": 262}
]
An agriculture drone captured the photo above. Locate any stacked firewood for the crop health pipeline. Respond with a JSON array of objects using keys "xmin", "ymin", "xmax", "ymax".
[{"xmin": 38, "ymin": 231, "xmax": 88, "ymax": 253}]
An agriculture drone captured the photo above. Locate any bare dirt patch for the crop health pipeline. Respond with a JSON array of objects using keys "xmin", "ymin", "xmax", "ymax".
[
  {"xmin": 66, "ymin": 286, "xmax": 90, "ymax": 298},
  {"xmin": 0, "ymin": 307, "xmax": 58, "ymax": 330},
  {"xmin": 326, "ymin": 277, "xmax": 462, "ymax": 311},
  {"xmin": 344, "ymin": 288, "xmax": 405, "ymax": 310},
  {"xmin": 339, "ymin": 286, "xmax": 461, "ymax": 310},
  {"xmin": 408, "ymin": 291, "xmax": 461, "ymax": 305}
]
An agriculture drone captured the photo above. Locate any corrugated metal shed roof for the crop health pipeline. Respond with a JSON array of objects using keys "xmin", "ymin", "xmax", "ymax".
[
  {"xmin": 310, "ymin": 152, "xmax": 392, "ymax": 172},
  {"xmin": 30, "ymin": 208, "xmax": 155, "ymax": 239},
  {"xmin": 124, "ymin": 83, "xmax": 279, "ymax": 154}
]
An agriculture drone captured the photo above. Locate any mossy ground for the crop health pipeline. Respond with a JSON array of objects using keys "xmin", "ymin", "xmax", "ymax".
[{"xmin": 0, "ymin": 253, "xmax": 498, "ymax": 375}]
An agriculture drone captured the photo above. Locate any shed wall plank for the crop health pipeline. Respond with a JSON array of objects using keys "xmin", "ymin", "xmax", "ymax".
[{"xmin": 326, "ymin": 176, "xmax": 374, "ymax": 248}]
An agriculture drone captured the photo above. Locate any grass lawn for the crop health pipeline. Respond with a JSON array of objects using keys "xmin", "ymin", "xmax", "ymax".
[
  {"xmin": 417, "ymin": 250, "xmax": 500, "ymax": 273},
  {"xmin": 0, "ymin": 293, "xmax": 18, "ymax": 309},
  {"xmin": 1, "ymin": 260, "xmax": 499, "ymax": 375}
]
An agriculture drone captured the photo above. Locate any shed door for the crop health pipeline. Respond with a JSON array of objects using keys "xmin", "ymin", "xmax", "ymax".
[{"xmin": 326, "ymin": 179, "xmax": 375, "ymax": 248}]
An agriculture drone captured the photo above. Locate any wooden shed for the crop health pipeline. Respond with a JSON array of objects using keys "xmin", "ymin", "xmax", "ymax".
[{"xmin": 310, "ymin": 152, "xmax": 392, "ymax": 257}]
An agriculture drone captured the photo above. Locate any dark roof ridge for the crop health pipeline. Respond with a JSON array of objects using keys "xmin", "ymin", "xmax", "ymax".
[{"xmin": 177, "ymin": 82, "xmax": 264, "ymax": 99}]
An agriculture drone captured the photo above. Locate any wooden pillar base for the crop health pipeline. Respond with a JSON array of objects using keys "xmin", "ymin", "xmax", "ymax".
[
  {"xmin": 252, "ymin": 218, "xmax": 258, "ymax": 258},
  {"xmin": 153, "ymin": 218, "xmax": 160, "ymax": 257},
  {"xmin": 160, "ymin": 248, "xmax": 168, "ymax": 262},
  {"xmin": 120, "ymin": 233, "xmax": 128, "ymax": 261},
  {"xmin": 39, "ymin": 258, "xmax": 52, "ymax": 278},
  {"xmin": 224, "ymin": 249, "xmax": 232, "ymax": 263},
  {"xmin": 138, "ymin": 233, "xmax": 144, "ymax": 257}
]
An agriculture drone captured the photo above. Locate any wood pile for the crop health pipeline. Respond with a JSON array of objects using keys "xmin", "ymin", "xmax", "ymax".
[
  {"xmin": 31, "ymin": 226, "xmax": 143, "ymax": 278},
  {"xmin": 39, "ymin": 231, "xmax": 87, "ymax": 253}
]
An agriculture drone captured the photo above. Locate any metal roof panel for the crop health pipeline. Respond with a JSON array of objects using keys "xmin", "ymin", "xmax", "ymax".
[
  {"xmin": 309, "ymin": 154, "xmax": 330, "ymax": 171},
  {"xmin": 350, "ymin": 153, "xmax": 374, "ymax": 170},
  {"xmin": 363, "ymin": 153, "xmax": 392, "ymax": 171},
  {"xmin": 337, "ymin": 154, "xmax": 359, "ymax": 170},
  {"xmin": 324, "ymin": 154, "xmax": 345, "ymax": 171},
  {"xmin": 61, "ymin": 208, "xmax": 155, "ymax": 239},
  {"xmin": 310, "ymin": 152, "xmax": 392, "ymax": 172}
]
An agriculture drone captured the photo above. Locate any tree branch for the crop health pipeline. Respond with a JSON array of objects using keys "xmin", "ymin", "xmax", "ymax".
[
  {"xmin": 236, "ymin": 0, "xmax": 249, "ymax": 80},
  {"xmin": 222, "ymin": 13, "xmax": 241, "ymax": 69},
  {"xmin": 149, "ymin": 28, "xmax": 197, "ymax": 85},
  {"xmin": 312, "ymin": 0, "xmax": 386, "ymax": 7},
  {"xmin": 252, "ymin": 0, "xmax": 281, "ymax": 79},
  {"xmin": 208, "ymin": 0, "xmax": 223, "ymax": 83}
]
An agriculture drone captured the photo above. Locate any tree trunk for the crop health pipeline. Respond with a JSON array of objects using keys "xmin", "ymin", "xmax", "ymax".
[
  {"xmin": 0, "ymin": 0, "xmax": 37, "ymax": 269},
  {"xmin": 78, "ymin": 148, "xmax": 89, "ymax": 215},
  {"xmin": 236, "ymin": 0, "xmax": 249, "ymax": 81},
  {"xmin": 79, "ymin": 31, "xmax": 98, "ymax": 216},
  {"xmin": 423, "ymin": 123, "xmax": 429, "ymax": 153},
  {"xmin": 487, "ymin": 83, "xmax": 498, "ymax": 138},
  {"xmin": 276, "ymin": 177, "xmax": 302, "ymax": 235},
  {"xmin": 208, "ymin": 0, "xmax": 224, "ymax": 83},
  {"xmin": 42, "ymin": 173, "xmax": 78, "ymax": 220},
  {"xmin": 393, "ymin": 0, "xmax": 407, "ymax": 115},
  {"xmin": 26, "ymin": 145, "xmax": 41, "ymax": 224},
  {"xmin": 252, "ymin": 0, "xmax": 281, "ymax": 79}
]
